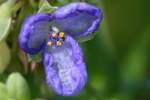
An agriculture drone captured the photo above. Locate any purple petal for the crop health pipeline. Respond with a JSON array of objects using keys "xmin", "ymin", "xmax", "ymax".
[
  {"xmin": 42, "ymin": 36, "xmax": 87, "ymax": 96},
  {"xmin": 19, "ymin": 13, "xmax": 51, "ymax": 54},
  {"xmin": 51, "ymin": 2, "xmax": 102, "ymax": 39}
]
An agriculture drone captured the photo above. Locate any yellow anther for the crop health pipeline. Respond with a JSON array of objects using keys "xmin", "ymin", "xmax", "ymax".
[
  {"xmin": 47, "ymin": 41, "xmax": 52, "ymax": 46},
  {"xmin": 59, "ymin": 32, "xmax": 65, "ymax": 38},
  {"xmin": 51, "ymin": 32, "xmax": 57, "ymax": 37},
  {"xmin": 56, "ymin": 41, "xmax": 62, "ymax": 46}
]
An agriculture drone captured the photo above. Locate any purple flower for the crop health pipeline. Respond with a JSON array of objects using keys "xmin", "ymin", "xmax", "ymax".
[{"xmin": 19, "ymin": 2, "xmax": 102, "ymax": 96}]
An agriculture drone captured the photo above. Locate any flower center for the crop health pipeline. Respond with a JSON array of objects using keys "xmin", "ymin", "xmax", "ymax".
[{"xmin": 47, "ymin": 27, "xmax": 65, "ymax": 47}]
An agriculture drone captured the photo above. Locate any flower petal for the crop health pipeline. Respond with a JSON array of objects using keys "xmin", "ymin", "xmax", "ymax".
[
  {"xmin": 19, "ymin": 13, "xmax": 51, "ymax": 54},
  {"xmin": 42, "ymin": 36, "xmax": 87, "ymax": 96},
  {"xmin": 50, "ymin": 2, "xmax": 102, "ymax": 39}
]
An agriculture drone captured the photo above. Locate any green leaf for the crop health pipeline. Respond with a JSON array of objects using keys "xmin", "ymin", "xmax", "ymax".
[
  {"xmin": 57, "ymin": 0, "xmax": 70, "ymax": 4},
  {"xmin": 27, "ymin": 52, "xmax": 42, "ymax": 62},
  {"xmin": 0, "ymin": 83, "xmax": 8, "ymax": 100},
  {"xmin": 121, "ymin": 25, "xmax": 150, "ymax": 83},
  {"xmin": 6, "ymin": 73, "xmax": 30, "ymax": 100},
  {"xmin": 38, "ymin": 0, "xmax": 58, "ymax": 14},
  {"xmin": 0, "ymin": 41, "xmax": 11, "ymax": 73},
  {"xmin": 121, "ymin": 47, "xmax": 147, "ymax": 82},
  {"xmin": 0, "ymin": 0, "xmax": 15, "ymax": 41},
  {"xmin": 77, "ymin": 33, "xmax": 96, "ymax": 43},
  {"xmin": 90, "ymin": 74, "xmax": 106, "ymax": 91}
]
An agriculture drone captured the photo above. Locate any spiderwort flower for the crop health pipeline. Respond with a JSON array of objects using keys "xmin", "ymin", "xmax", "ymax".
[{"xmin": 19, "ymin": 2, "xmax": 103, "ymax": 96}]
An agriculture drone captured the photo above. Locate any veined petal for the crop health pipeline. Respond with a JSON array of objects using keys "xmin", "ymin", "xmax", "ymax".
[
  {"xmin": 19, "ymin": 13, "xmax": 51, "ymax": 54},
  {"xmin": 50, "ymin": 2, "xmax": 102, "ymax": 39},
  {"xmin": 42, "ymin": 36, "xmax": 87, "ymax": 96}
]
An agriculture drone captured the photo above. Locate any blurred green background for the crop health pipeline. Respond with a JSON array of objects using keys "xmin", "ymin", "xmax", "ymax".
[{"xmin": 0, "ymin": 0, "xmax": 150, "ymax": 100}]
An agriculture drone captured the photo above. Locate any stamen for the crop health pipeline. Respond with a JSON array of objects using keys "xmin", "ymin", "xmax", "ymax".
[
  {"xmin": 56, "ymin": 41, "xmax": 62, "ymax": 46},
  {"xmin": 52, "ymin": 26, "xmax": 59, "ymax": 33},
  {"xmin": 48, "ymin": 30, "xmax": 65, "ymax": 47},
  {"xmin": 59, "ymin": 32, "xmax": 65, "ymax": 38},
  {"xmin": 51, "ymin": 32, "xmax": 57, "ymax": 38},
  {"xmin": 47, "ymin": 41, "xmax": 52, "ymax": 46}
]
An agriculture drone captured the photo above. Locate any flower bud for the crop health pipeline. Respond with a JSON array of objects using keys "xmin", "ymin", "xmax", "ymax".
[
  {"xmin": 0, "ymin": 41, "xmax": 11, "ymax": 73},
  {"xmin": 6, "ymin": 73, "xmax": 30, "ymax": 100},
  {"xmin": 0, "ymin": 0, "xmax": 15, "ymax": 41},
  {"xmin": 38, "ymin": 0, "xmax": 58, "ymax": 13},
  {"xmin": 0, "ymin": 83, "xmax": 8, "ymax": 100}
]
